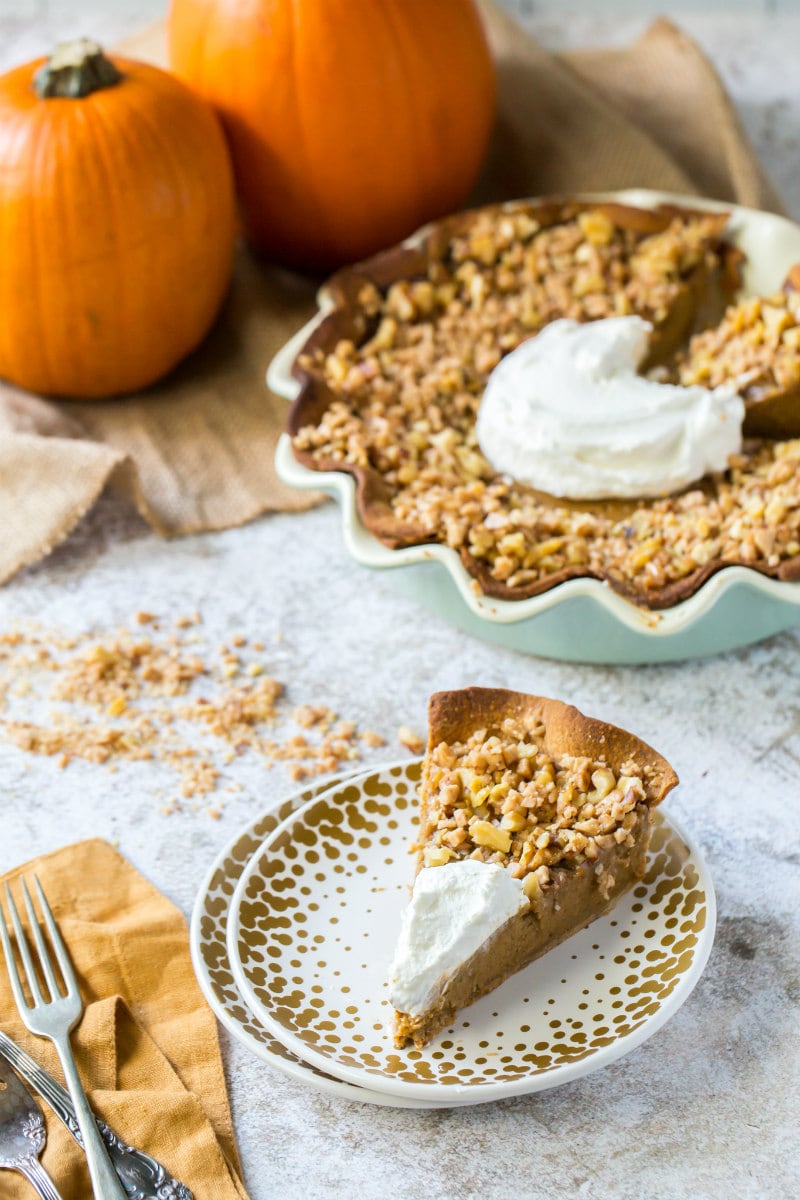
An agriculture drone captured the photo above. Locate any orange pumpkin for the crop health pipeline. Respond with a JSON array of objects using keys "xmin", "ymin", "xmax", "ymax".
[
  {"xmin": 168, "ymin": 0, "xmax": 495, "ymax": 270},
  {"xmin": 0, "ymin": 39, "xmax": 236, "ymax": 399}
]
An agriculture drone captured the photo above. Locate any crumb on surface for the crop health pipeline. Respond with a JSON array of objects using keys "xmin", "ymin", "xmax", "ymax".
[
  {"xmin": 398, "ymin": 725, "xmax": 425, "ymax": 755},
  {"xmin": 361, "ymin": 730, "xmax": 387, "ymax": 748},
  {"xmin": 0, "ymin": 616, "xmax": 393, "ymax": 816}
]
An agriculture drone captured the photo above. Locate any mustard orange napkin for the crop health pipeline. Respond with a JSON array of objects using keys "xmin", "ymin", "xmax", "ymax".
[
  {"xmin": 0, "ymin": 840, "xmax": 247, "ymax": 1200},
  {"xmin": 0, "ymin": 1, "xmax": 784, "ymax": 585}
]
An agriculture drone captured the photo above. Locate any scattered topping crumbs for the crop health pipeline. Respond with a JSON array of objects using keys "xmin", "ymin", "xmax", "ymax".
[
  {"xmin": 0, "ymin": 617, "xmax": 393, "ymax": 818},
  {"xmin": 398, "ymin": 725, "xmax": 425, "ymax": 755},
  {"xmin": 174, "ymin": 612, "xmax": 202, "ymax": 628},
  {"xmin": 361, "ymin": 730, "xmax": 387, "ymax": 748},
  {"xmin": 293, "ymin": 704, "xmax": 332, "ymax": 729}
]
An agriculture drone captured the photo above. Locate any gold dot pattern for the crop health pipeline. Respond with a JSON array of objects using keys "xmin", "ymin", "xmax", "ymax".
[
  {"xmin": 233, "ymin": 761, "xmax": 710, "ymax": 1089},
  {"xmin": 195, "ymin": 771, "xmax": 369, "ymax": 1084}
]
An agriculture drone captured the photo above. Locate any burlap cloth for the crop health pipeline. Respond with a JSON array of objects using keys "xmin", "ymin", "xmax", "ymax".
[
  {"xmin": 0, "ymin": 839, "xmax": 247, "ymax": 1200},
  {"xmin": 0, "ymin": 2, "xmax": 784, "ymax": 585}
]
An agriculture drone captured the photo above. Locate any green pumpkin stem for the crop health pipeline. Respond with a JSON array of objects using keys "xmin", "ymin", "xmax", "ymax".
[{"xmin": 35, "ymin": 39, "xmax": 121, "ymax": 99}]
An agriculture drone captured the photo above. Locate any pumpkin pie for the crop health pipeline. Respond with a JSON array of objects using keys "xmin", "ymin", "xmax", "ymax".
[
  {"xmin": 289, "ymin": 199, "xmax": 800, "ymax": 609},
  {"xmin": 389, "ymin": 687, "xmax": 678, "ymax": 1048}
]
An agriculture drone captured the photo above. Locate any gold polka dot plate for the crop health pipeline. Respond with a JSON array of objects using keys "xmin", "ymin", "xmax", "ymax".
[
  {"xmin": 190, "ymin": 764, "xmax": 452, "ymax": 1108},
  {"xmin": 227, "ymin": 759, "xmax": 716, "ymax": 1105}
]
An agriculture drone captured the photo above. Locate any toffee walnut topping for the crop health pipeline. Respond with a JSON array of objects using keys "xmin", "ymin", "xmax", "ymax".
[
  {"xmin": 679, "ymin": 288, "xmax": 800, "ymax": 400},
  {"xmin": 292, "ymin": 203, "xmax": 800, "ymax": 607},
  {"xmin": 418, "ymin": 713, "xmax": 651, "ymax": 901}
]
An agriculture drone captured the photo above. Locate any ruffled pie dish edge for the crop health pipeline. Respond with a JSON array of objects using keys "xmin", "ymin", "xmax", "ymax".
[{"xmin": 272, "ymin": 190, "xmax": 800, "ymax": 658}]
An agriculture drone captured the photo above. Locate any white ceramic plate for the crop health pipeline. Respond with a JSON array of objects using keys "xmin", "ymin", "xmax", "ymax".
[
  {"xmin": 271, "ymin": 189, "xmax": 800, "ymax": 663},
  {"xmin": 190, "ymin": 765, "xmax": 452, "ymax": 1109},
  {"xmin": 227, "ymin": 760, "xmax": 716, "ymax": 1105}
]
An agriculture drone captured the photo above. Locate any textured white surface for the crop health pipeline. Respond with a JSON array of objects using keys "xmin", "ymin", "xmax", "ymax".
[{"xmin": 1, "ymin": 5, "xmax": 799, "ymax": 1200}]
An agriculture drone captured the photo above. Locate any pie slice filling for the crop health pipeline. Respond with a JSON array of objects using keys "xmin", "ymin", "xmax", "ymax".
[{"xmin": 389, "ymin": 687, "xmax": 678, "ymax": 1048}]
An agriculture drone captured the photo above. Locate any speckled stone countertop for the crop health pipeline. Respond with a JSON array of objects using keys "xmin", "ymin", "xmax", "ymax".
[{"xmin": 1, "ymin": 4, "xmax": 799, "ymax": 1199}]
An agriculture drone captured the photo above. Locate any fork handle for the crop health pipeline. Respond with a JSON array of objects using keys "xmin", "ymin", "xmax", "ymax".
[
  {"xmin": 0, "ymin": 1031, "xmax": 192, "ymax": 1199},
  {"xmin": 51, "ymin": 1035, "xmax": 127, "ymax": 1200},
  {"xmin": 17, "ymin": 1159, "xmax": 64, "ymax": 1200}
]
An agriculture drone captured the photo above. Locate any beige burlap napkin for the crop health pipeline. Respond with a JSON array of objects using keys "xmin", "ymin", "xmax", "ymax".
[
  {"xmin": 0, "ymin": 840, "xmax": 247, "ymax": 1200},
  {"xmin": 0, "ymin": 2, "xmax": 782, "ymax": 584}
]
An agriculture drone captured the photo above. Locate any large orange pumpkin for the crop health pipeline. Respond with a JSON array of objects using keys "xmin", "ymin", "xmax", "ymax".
[
  {"xmin": 0, "ymin": 39, "xmax": 236, "ymax": 399},
  {"xmin": 168, "ymin": 0, "xmax": 495, "ymax": 270}
]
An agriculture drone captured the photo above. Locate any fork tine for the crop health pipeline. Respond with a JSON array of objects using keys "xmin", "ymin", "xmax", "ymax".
[
  {"xmin": 0, "ymin": 897, "xmax": 32, "ymax": 1016},
  {"xmin": 3, "ymin": 885, "xmax": 44, "ymax": 1007},
  {"xmin": 21, "ymin": 878, "xmax": 62, "ymax": 1003},
  {"xmin": 32, "ymin": 877, "xmax": 77, "ymax": 999}
]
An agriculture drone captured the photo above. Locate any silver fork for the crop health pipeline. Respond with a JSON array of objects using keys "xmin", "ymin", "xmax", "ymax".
[
  {"xmin": 0, "ymin": 878, "xmax": 128, "ymax": 1200},
  {"xmin": 0, "ymin": 1056, "xmax": 63, "ymax": 1200}
]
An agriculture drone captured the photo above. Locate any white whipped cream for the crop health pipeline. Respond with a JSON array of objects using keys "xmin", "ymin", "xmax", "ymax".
[
  {"xmin": 476, "ymin": 316, "xmax": 745, "ymax": 500},
  {"xmin": 389, "ymin": 861, "xmax": 528, "ymax": 1018}
]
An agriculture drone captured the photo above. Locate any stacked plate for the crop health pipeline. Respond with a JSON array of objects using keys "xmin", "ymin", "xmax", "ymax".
[{"xmin": 191, "ymin": 760, "xmax": 716, "ymax": 1108}]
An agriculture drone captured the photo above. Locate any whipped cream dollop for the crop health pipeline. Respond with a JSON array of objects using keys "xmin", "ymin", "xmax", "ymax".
[
  {"xmin": 389, "ymin": 861, "xmax": 528, "ymax": 1018},
  {"xmin": 476, "ymin": 316, "xmax": 745, "ymax": 500}
]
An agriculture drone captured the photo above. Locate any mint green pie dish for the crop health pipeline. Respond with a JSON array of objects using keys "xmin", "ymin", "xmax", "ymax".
[{"xmin": 271, "ymin": 190, "xmax": 800, "ymax": 664}]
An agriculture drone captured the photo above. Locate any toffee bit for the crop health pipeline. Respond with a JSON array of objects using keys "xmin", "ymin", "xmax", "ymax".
[
  {"xmin": 398, "ymin": 726, "xmax": 425, "ymax": 755},
  {"xmin": 361, "ymin": 730, "xmax": 387, "ymax": 748}
]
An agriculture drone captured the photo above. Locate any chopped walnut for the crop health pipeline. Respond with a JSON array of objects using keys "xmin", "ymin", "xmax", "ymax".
[{"xmin": 398, "ymin": 725, "xmax": 425, "ymax": 754}]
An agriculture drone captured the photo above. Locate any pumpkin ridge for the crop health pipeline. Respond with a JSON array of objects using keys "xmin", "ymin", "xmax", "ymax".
[
  {"xmin": 366, "ymin": 1, "xmax": 422, "ymax": 233},
  {"xmin": 148, "ymin": 70, "xmax": 234, "ymax": 308},
  {"xmin": 422, "ymin": 0, "xmax": 494, "ymax": 214},
  {"xmin": 53, "ymin": 98, "xmax": 96, "ymax": 390},
  {"xmin": 84, "ymin": 93, "xmax": 137, "ymax": 388},
  {"xmin": 112, "ymin": 72, "xmax": 233, "ymax": 370},
  {"xmin": 0, "ymin": 104, "xmax": 31, "ymax": 380},
  {"xmin": 291, "ymin": 0, "xmax": 335, "ymax": 253},
  {"xmin": 378, "ymin": 0, "xmax": 434, "ymax": 231},
  {"xmin": 30, "ymin": 103, "xmax": 61, "ymax": 392}
]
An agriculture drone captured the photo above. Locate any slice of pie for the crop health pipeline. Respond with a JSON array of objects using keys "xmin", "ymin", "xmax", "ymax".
[{"xmin": 389, "ymin": 687, "xmax": 678, "ymax": 1049}]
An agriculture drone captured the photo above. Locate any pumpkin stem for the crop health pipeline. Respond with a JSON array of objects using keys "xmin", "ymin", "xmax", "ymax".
[{"xmin": 34, "ymin": 39, "xmax": 121, "ymax": 99}]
